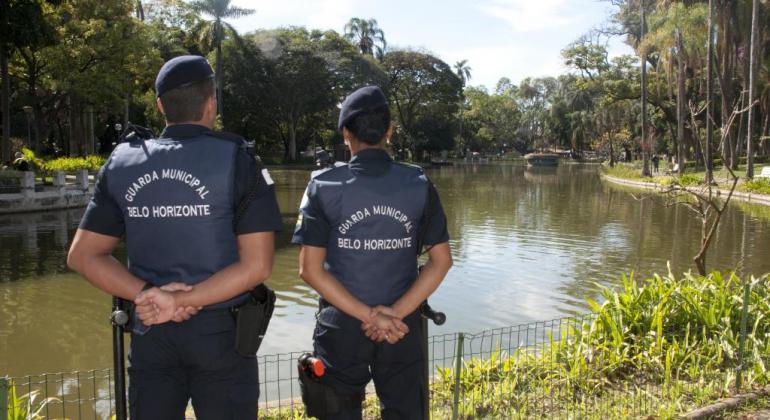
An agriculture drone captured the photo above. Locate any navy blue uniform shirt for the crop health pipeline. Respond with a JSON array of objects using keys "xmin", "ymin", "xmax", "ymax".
[
  {"xmin": 80, "ymin": 124, "xmax": 283, "ymax": 237},
  {"xmin": 292, "ymin": 148, "xmax": 449, "ymax": 305}
]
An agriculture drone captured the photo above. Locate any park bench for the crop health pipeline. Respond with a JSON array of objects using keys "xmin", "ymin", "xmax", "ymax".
[
  {"xmin": 665, "ymin": 163, "xmax": 679, "ymax": 175},
  {"xmin": 756, "ymin": 166, "xmax": 770, "ymax": 179}
]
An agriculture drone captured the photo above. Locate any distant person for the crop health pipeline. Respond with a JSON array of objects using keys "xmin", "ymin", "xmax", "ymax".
[
  {"xmin": 652, "ymin": 154, "xmax": 660, "ymax": 173},
  {"xmin": 67, "ymin": 55, "xmax": 283, "ymax": 419},
  {"xmin": 12, "ymin": 152, "xmax": 29, "ymax": 171},
  {"xmin": 293, "ymin": 86, "xmax": 453, "ymax": 419}
]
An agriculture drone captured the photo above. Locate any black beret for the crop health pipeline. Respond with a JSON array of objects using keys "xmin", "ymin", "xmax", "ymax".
[
  {"xmin": 338, "ymin": 86, "xmax": 389, "ymax": 130},
  {"xmin": 155, "ymin": 55, "xmax": 215, "ymax": 97}
]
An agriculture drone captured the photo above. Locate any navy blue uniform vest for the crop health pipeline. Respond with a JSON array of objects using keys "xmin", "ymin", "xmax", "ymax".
[
  {"xmin": 105, "ymin": 134, "xmax": 243, "ymax": 307},
  {"xmin": 311, "ymin": 161, "xmax": 428, "ymax": 306}
]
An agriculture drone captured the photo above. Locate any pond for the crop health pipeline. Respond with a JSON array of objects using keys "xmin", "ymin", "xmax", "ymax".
[{"xmin": 2, "ymin": 163, "xmax": 770, "ymax": 377}]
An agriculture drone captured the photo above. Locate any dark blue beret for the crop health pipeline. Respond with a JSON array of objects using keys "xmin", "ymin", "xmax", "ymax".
[
  {"xmin": 155, "ymin": 55, "xmax": 215, "ymax": 97},
  {"xmin": 338, "ymin": 86, "xmax": 389, "ymax": 130}
]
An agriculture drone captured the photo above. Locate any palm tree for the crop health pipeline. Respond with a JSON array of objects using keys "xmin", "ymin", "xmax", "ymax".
[
  {"xmin": 454, "ymin": 60, "xmax": 472, "ymax": 86},
  {"xmin": 189, "ymin": 0, "xmax": 254, "ymax": 117},
  {"xmin": 746, "ymin": 0, "xmax": 759, "ymax": 179},
  {"xmin": 640, "ymin": 3, "xmax": 708, "ymax": 175},
  {"xmin": 344, "ymin": 18, "xmax": 387, "ymax": 59}
]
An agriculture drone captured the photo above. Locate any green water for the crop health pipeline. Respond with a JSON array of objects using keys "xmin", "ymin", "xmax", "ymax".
[{"xmin": 2, "ymin": 163, "xmax": 769, "ymax": 377}]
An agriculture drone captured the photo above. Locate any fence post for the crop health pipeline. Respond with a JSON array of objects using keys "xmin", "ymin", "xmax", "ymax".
[
  {"xmin": 451, "ymin": 333, "xmax": 464, "ymax": 420},
  {"xmin": 736, "ymin": 282, "xmax": 751, "ymax": 392},
  {"xmin": 76, "ymin": 169, "xmax": 89, "ymax": 192},
  {"xmin": 21, "ymin": 171, "xmax": 35, "ymax": 198},
  {"xmin": 0, "ymin": 376, "xmax": 9, "ymax": 420}
]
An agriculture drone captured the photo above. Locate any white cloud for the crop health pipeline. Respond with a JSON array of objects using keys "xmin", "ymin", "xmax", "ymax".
[
  {"xmin": 479, "ymin": 0, "xmax": 582, "ymax": 33},
  {"xmin": 444, "ymin": 43, "xmax": 567, "ymax": 90}
]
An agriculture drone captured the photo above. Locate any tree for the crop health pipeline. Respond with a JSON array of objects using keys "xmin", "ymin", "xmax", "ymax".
[
  {"xmin": 343, "ymin": 18, "xmax": 387, "ymax": 59},
  {"xmin": 246, "ymin": 28, "xmax": 338, "ymax": 161},
  {"xmin": 7, "ymin": 0, "xmax": 159, "ymax": 156},
  {"xmin": 640, "ymin": 2, "xmax": 708, "ymax": 175},
  {"xmin": 515, "ymin": 77, "xmax": 558, "ymax": 151},
  {"xmin": 461, "ymin": 86, "xmax": 521, "ymax": 154},
  {"xmin": 382, "ymin": 50, "xmax": 463, "ymax": 159},
  {"xmin": 223, "ymin": 28, "xmax": 388, "ymax": 160},
  {"xmin": 454, "ymin": 60, "xmax": 472, "ymax": 86},
  {"xmin": 0, "ymin": 0, "xmax": 59, "ymax": 161},
  {"xmin": 189, "ymin": 0, "xmax": 254, "ymax": 118}
]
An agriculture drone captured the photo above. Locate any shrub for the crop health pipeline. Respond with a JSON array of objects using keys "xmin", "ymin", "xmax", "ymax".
[
  {"xmin": 740, "ymin": 178, "xmax": 770, "ymax": 195},
  {"xmin": 602, "ymin": 163, "xmax": 652, "ymax": 180},
  {"xmin": 430, "ymin": 271, "xmax": 770, "ymax": 418},
  {"xmin": 3, "ymin": 377, "xmax": 60, "ymax": 420},
  {"xmin": 677, "ymin": 173, "xmax": 702, "ymax": 186},
  {"xmin": 43, "ymin": 155, "xmax": 105, "ymax": 173}
]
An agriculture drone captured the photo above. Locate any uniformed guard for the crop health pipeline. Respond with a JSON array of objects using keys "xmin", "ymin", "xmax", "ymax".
[
  {"xmin": 292, "ymin": 85, "xmax": 453, "ymax": 419},
  {"xmin": 67, "ymin": 55, "xmax": 283, "ymax": 420}
]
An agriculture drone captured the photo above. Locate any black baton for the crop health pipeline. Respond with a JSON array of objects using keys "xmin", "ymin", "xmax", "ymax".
[
  {"xmin": 111, "ymin": 296, "xmax": 129, "ymax": 420},
  {"xmin": 420, "ymin": 301, "xmax": 446, "ymax": 419}
]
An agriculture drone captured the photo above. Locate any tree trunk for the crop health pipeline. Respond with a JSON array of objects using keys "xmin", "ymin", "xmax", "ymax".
[
  {"xmin": 69, "ymin": 98, "xmax": 86, "ymax": 157},
  {"xmin": 216, "ymin": 35, "xmax": 223, "ymax": 119},
  {"xmin": 609, "ymin": 139, "xmax": 615, "ymax": 167},
  {"xmin": 288, "ymin": 121, "xmax": 297, "ymax": 162},
  {"xmin": 762, "ymin": 107, "xmax": 770, "ymax": 155},
  {"xmin": 746, "ymin": 0, "xmax": 759, "ymax": 179},
  {"xmin": 677, "ymin": 34, "xmax": 687, "ymax": 176},
  {"xmin": 1, "ymin": 47, "xmax": 10, "ymax": 163},
  {"xmin": 640, "ymin": 1, "xmax": 651, "ymax": 177},
  {"xmin": 718, "ymin": 3, "xmax": 736, "ymax": 170},
  {"xmin": 705, "ymin": 0, "xmax": 714, "ymax": 184}
]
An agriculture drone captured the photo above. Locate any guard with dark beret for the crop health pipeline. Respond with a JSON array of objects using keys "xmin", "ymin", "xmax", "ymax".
[
  {"xmin": 293, "ymin": 85, "xmax": 453, "ymax": 419},
  {"xmin": 68, "ymin": 55, "xmax": 283, "ymax": 420},
  {"xmin": 155, "ymin": 55, "xmax": 216, "ymax": 97}
]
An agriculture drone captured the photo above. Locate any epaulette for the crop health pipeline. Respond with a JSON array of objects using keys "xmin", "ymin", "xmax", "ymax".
[
  {"xmin": 206, "ymin": 130, "xmax": 248, "ymax": 149},
  {"xmin": 311, "ymin": 162, "xmax": 348, "ymax": 180},
  {"xmin": 393, "ymin": 161, "xmax": 425, "ymax": 174}
]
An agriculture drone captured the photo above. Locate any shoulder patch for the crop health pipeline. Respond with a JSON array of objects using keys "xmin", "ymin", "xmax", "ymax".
[
  {"xmin": 261, "ymin": 168, "xmax": 274, "ymax": 186},
  {"xmin": 311, "ymin": 163, "xmax": 348, "ymax": 180}
]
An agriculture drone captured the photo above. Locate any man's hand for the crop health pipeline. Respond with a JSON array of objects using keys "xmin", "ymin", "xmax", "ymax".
[
  {"xmin": 159, "ymin": 283, "xmax": 203, "ymax": 323},
  {"xmin": 361, "ymin": 306, "xmax": 409, "ymax": 344},
  {"xmin": 134, "ymin": 287, "xmax": 179, "ymax": 326}
]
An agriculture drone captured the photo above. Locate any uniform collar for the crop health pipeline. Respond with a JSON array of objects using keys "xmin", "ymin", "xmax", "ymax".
[
  {"xmin": 160, "ymin": 124, "xmax": 210, "ymax": 139},
  {"xmin": 348, "ymin": 148, "xmax": 392, "ymax": 176},
  {"xmin": 349, "ymin": 148, "xmax": 392, "ymax": 164}
]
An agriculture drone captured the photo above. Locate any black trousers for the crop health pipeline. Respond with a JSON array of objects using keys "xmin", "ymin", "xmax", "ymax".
[
  {"xmin": 313, "ymin": 305, "xmax": 425, "ymax": 420},
  {"xmin": 128, "ymin": 309, "xmax": 259, "ymax": 420}
]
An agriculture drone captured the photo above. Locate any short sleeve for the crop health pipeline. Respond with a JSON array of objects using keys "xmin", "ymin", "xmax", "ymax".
[
  {"xmin": 291, "ymin": 180, "xmax": 331, "ymax": 247},
  {"xmin": 233, "ymin": 150, "xmax": 284, "ymax": 235},
  {"xmin": 422, "ymin": 182, "xmax": 450, "ymax": 246},
  {"xmin": 79, "ymin": 164, "xmax": 125, "ymax": 237}
]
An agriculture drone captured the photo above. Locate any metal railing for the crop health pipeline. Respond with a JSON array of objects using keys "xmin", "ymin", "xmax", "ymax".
[{"xmin": 2, "ymin": 310, "xmax": 765, "ymax": 420}]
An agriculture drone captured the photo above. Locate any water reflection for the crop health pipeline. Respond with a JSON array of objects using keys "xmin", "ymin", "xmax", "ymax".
[{"xmin": 1, "ymin": 164, "xmax": 770, "ymax": 377}]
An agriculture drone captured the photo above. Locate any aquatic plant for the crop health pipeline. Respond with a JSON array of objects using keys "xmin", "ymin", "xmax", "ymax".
[
  {"xmin": 429, "ymin": 270, "xmax": 769, "ymax": 418},
  {"xmin": 2, "ymin": 378, "xmax": 60, "ymax": 420}
]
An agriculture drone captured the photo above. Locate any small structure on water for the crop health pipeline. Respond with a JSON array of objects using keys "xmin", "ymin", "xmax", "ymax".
[{"xmin": 524, "ymin": 153, "xmax": 559, "ymax": 167}]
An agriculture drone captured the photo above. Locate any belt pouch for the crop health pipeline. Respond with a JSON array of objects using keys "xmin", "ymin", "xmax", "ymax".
[{"xmin": 235, "ymin": 302, "xmax": 263, "ymax": 357}]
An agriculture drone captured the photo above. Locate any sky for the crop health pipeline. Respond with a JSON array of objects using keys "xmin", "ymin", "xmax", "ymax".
[{"xmin": 228, "ymin": 0, "xmax": 636, "ymax": 90}]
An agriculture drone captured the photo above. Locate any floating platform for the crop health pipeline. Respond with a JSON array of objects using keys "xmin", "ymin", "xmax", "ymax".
[{"xmin": 524, "ymin": 153, "xmax": 559, "ymax": 167}]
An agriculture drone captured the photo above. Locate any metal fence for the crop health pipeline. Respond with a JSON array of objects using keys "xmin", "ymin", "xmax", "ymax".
[{"xmin": 1, "ymin": 312, "xmax": 762, "ymax": 420}]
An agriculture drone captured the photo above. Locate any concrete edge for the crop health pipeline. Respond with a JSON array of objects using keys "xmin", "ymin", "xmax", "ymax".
[
  {"xmin": 680, "ymin": 389, "xmax": 770, "ymax": 419},
  {"xmin": 601, "ymin": 174, "xmax": 770, "ymax": 207}
]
